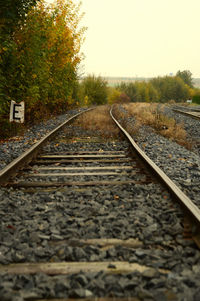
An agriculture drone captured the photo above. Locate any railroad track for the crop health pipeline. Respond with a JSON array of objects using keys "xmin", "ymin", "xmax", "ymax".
[
  {"xmin": 0, "ymin": 106, "xmax": 200, "ymax": 300},
  {"xmin": 172, "ymin": 108, "xmax": 200, "ymax": 120}
]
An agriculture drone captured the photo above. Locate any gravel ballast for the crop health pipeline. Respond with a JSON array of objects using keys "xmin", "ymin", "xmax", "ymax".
[
  {"xmin": 115, "ymin": 104, "xmax": 200, "ymax": 207},
  {"xmin": 0, "ymin": 105, "xmax": 200, "ymax": 300},
  {"xmin": 0, "ymin": 109, "xmax": 87, "ymax": 171},
  {"xmin": 164, "ymin": 105, "xmax": 200, "ymax": 156}
]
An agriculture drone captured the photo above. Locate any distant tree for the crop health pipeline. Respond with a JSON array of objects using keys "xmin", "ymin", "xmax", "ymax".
[
  {"xmin": 118, "ymin": 92, "xmax": 130, "ymax": 103},
  {"xmin": 107, "ymin": 87, "xmax": 130, "ymax": 104},
  {"xmin": 192, "ymin": 88, "xmax": 200, "ymax": 104},
  {"xmin": 117, "ymin": 82, "xmax": 137, "ymax": 102},
  {"xmin": 148, "ymin": 83, "xmax": 160, "ymax": 102},
  {"xmin": 176, "ymin": 70, "xmax": 193, "ymax": 88},
  {"xmin": 151, "ymin": 76, "xmax": 190, "ymax": 102},
  {"xmin": 79, "ymin": 75, "xmax": 108, "ymax": 105},
  {"xmin": 117, "ymin": 82, "xmax": 159, "ymax": 102},
  {"xmin": 107, "ymin": 88, "xmax": 121, "ymax": 104}
]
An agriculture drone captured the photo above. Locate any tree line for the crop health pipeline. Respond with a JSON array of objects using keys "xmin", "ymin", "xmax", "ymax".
[{"xmin": 77, "ymin": 71, "xmax": 200, "ymax": 106}]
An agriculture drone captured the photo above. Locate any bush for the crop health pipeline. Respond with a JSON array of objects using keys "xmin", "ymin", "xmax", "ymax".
[{"xmin": 107, "ymin": 88, "xmax": 130, "ymax": 104}]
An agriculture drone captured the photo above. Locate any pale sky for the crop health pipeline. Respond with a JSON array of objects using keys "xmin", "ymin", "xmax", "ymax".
[{"xmin": 48, "ymin": 0, "xmax": 200, "ymax": 78}]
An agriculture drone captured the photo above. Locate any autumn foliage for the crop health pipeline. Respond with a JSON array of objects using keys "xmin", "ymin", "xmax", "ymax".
[{"xmin": 0, "ymin": 0, "xmax": 85, "ymax": 137}]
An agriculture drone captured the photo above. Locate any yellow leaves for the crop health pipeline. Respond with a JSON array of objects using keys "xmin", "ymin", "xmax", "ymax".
[
  {"xmin": 83, "ymin": 95, "xmax": 89, "ymax": 106},
  {"xmin": 107, "ymin": 88, "xmax": 121, "ymax": 104},
  {"xmin": 0, "ymin": 47, "xmax": 8, "ymax": 55},
  {"xmin": 68, "ymin": 97, "xmax": 75, "ymax": 105},
  {"xmin": 6, "ymin": 0, "xmax": 85, "ymax": 120}
]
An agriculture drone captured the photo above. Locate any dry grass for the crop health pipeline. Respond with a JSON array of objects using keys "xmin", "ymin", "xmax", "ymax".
[
  {"xmin": 114, "ymin": 103, "xmax": 192, "ymax": 149},
  {"xmin": 74, "ymin": 105, "xmax": 120, "ymax": 138},
  {"xmin": 112, "ymin": 105, "xmax": 142, "ymax": 137},
  {"xmin": 74, "ymin": 103, "xmax": 192, "ymax": 149}
]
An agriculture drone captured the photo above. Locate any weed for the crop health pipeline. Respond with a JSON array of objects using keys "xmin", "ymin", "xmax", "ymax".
[
  {"xmin": 74, "ymin": 105, "xmax": 120, "ymax": 138},
  {"xmin": 114, "ymin": 103, "xmax": 192, "ymax": 150}
]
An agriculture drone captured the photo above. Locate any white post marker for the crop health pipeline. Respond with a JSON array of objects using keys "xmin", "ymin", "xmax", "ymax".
[{"xmin": 10, "ymin": 100, "xmax": 25, "ymax": 123}]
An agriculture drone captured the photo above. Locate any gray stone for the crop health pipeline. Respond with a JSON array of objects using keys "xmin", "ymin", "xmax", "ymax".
[
  {"xmin": 137, "ymin": 288, "xmax": 154, "ymax": 299},
  {"xmin": 135, "ymin": 250, "xmax": 147, "ymax": 259},
  {"xmin": 74, "ymin": 248, "xmax": 86, "ymax": 259},
  {"xmin": 119, "ymin": 278, "xmax": 137, "ymax": 290},
  {"xmin": 75, "ymin": 274, "xmax": 88, "ymax": 286},
  {"xmin": 54, "ymin": 281, "xmax": 70, "ymax": 292},
  {"xmin": 38, "ymin": 234, "xmax": 50, "ymax": 240},
  {"xmin": 71, "ymin": 288, "xmax": 93, "ymax": 298},
  {"xmin": 142, "ymin": 268, "xmax": 158, "ymax": 278},
  {"xmin": 51, "ymin": 234, "xmax": 63, "ymax": 240}
]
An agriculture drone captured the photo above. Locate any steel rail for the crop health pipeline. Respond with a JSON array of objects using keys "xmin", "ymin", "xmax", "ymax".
[
  {"xmin": 0, "ymin": 108, "xmax": 93, "ymax": 185},
  {"xmin": 172, "ymin": 105, "xmax": 200, "ymax": 113},
  {"xmin": 110, "ymin": 106, "xmax": 200, "ymax": 246},
  {"xmin": 173, "ymin": 109, "xmax": 200, "ymax": 120}
]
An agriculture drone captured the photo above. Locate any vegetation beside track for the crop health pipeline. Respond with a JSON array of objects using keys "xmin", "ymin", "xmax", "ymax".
[
  {"xmin": 113, "ymin": 103, "xmax": 192, "ymax": 150},
  {"xmin": 71, "ymin": 103, "xmax": 192, "ymax": 151},
  {"xmin": 74, "ymin": 105, "xmax": 120, "ymax": 139}
]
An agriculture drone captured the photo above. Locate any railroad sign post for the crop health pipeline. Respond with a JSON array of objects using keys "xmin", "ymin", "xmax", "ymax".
[{"xmin": 10, "ymin": 100, "xmax": 25, "ymax": 123}]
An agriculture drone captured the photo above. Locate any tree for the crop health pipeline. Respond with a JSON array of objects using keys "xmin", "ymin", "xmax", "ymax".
[
  {"xmin": 79, "ymin": 75, "xmax": 108, "ymax": 105},
  {"xmin": 117, "ymin": 81, "xmax": 159, "ymax": 102},
  {"xmin": 0, "ymin": 0, "xmax": 40, "ymax": 35},
  {"xmin": 192, "ymin": 88, "xmax": 200, "ymax": 104},
  {"xmin": 107, "ymin": 87, "xmax": 130, "ymax": 104},
  {"xmin": 150, "ymin": 76, "xmax": 191, "ymax": 102},
  {"xmin": 0, "ymin": 0, "xmax": 41, "ymax": 136},
  {"xmin": 13, "ymin": 0, "xmax": 85, "ymax": 115},
  {"xmin": 107, "ymin": 88, "xmax": 121, "ymax": 104},
  {"xmin": 117, "ymin": 82, "xmax": 137, "ymax": 102},
  {"xmin": 0, "ymin": 0, "xmax": 86, "ymax": 137},
  {"xmin": 176, "ymin": 70, "xmax": 193, "ymax": 88}
]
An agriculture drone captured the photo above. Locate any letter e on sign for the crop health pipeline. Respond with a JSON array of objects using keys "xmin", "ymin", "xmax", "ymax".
[{"xmin": 10, "ymin": 100, "xmax": 25, "ymax": 123}]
